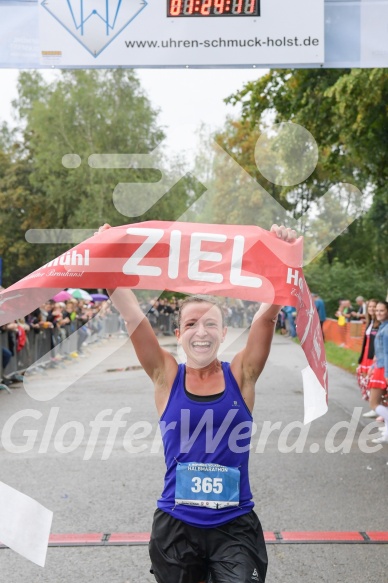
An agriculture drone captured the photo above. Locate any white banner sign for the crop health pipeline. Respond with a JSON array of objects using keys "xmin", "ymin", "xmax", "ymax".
[
  {"xmin": 0, "ymin": 481, "xmax": 53, "ymax": 567},
  {"xmin": 38, "ymin": 0, "xmax": 324, "ymax": 66}
]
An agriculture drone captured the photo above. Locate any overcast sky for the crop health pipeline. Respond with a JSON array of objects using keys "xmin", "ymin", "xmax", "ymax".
[{"xmin": 0, "ymin": 68, "xmax": 265, "ymax": 156}]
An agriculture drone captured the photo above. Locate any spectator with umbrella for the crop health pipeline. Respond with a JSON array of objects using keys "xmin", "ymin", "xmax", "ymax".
[
  {"xmin": 52, "ymin": 291, "xmax": 73, "ymax": 303},
  {"xmin": 90, "ymin": 293, "xmax": 109, "ymax": 302},
  {"xmin": 67, "ymin": 288, "xmax": 93, "ymax": 302}
]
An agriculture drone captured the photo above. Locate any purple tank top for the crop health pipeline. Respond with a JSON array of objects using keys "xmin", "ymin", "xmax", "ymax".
[{"xmin": 157, "ymin": 361, "xmax": 255, "ymax": 528}]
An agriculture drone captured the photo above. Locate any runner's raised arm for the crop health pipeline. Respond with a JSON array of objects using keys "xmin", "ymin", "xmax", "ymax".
[
  {"xmin": 230, "ymin": 224, "xmax": 297, "ymax": 411},
  {"xmin": 97, "ymin": 224, "xmax": 177, "ymax": 393}
]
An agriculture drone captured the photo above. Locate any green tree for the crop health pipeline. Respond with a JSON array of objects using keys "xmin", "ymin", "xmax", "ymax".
[
  {"xmin": 0, "ymin": 69, "xmax": 196, "ymax": 286},
  {"xmin": 0, "ymin": 146, "xmax": 49, "ymax": 284},
  {"xmin": 14, "ymin": 69, "xmax": 165, "ymax": 229},
  {"xmin": 304, "ymin": 256, "xmax": 387, "ymax": 317},
  {"xmin": 224, "ymin": 68, "xmax": 388, "ymax": 279},
  {"xmin": 189, "ymin": 118, "xmax": 290, "ymax": 227}
]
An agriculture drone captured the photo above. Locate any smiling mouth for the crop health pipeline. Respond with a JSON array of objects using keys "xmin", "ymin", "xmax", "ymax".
[{"xmin": 192, "ymin": 341, "xmax": 211, "ymax": 349}]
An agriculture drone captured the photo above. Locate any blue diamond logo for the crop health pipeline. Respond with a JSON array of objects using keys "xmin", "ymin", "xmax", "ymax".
[{"xmin": 41, "ymin": 0, "xmax": 148, "ymax": 58}]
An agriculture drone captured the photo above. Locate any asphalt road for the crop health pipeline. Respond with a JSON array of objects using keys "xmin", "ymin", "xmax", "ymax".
[{"xmin": 0, "ymin": 329, "xmax": 387, "ymax": 583}]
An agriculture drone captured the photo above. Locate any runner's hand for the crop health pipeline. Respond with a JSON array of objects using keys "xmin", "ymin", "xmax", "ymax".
[
  {"xmin": 270, "ymin": 224, "xmax": 297, "ymax": 243},
  {"xmin": 94, "ymin": 223, "xmax": 112, "ymax": 235}
]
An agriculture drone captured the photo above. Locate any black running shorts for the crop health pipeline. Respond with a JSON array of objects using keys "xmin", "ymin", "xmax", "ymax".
[{"xmin": 149, "ymin": 508, "xmax": 268, "ymax": 583}]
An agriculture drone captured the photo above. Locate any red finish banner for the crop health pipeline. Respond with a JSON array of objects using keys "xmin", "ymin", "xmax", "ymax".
[{"xmin": 0, "ymin": 221, "xmax": 328, "ymax": 421}]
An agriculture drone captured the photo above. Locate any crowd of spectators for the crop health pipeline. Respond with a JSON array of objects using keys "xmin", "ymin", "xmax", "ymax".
[
  {"xmin": 1, "ymin": 290, "xmax": 386, "ymax": 405},
  {"xmin": 1, "ymin": 291, "xmax": 383, "ymax": 362},
  {"xmin": 1, "ymin": 294, "xmax": 265, "ymax": 385},
  {"xmin": 30, "ymin": 298, "xmax": 113, "ymax": 349},
  {"xmin": 139, "ymin": 296, "xmax": 262, "ymax": 336},
  {"xmin": 0, "ymin": 295, "xmax": 116, "ymax": 386}
]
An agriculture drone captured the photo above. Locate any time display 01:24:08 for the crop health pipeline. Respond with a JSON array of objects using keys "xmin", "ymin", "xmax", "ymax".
[{"xmin": 168, "ymin": 0, "xmax": 260, "ymax": 17}]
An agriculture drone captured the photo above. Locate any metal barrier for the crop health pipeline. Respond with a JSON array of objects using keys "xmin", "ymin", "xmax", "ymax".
[
  {"xmin": 0, "ymin": 313, "xmax": 122, "ymax": 389},
  {"xmin": 157, "ymin": 312, "xmax": 175, "ymax": 336}
]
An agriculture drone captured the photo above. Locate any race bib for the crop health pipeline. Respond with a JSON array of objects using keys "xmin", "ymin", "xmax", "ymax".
[{"xmin": 175, "ymin": 462, "xmax": 240, "ymax": 510}]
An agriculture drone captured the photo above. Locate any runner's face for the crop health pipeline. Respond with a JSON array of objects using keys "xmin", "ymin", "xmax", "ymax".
[
  {"xmin": 375, "ymin": 303, "xmax": 388, "ymax": 322},
  {"xmin": 176, "ymin": 303, "xmax": 227, "ymax": 367}
]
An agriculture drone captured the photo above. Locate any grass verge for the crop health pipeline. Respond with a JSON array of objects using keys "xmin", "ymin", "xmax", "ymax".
[
  {"xmin": 291, "ymin": 337, "xmax": 359, "ymax": 374},
  {"xmin": 322, "ymin": 342, "xmax": 359, "ymax": 374}
]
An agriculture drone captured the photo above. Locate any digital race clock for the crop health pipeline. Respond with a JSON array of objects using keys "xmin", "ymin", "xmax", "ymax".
[{"xmin": 167, "ymin": 0, "xmax": 260, "ymax": 17}]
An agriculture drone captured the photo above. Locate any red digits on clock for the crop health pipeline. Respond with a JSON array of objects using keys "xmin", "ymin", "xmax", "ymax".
[
  {"xmin": 200, "ymin": 0, "xmax": 212, "ymax": 15},
  {"xmin": 244, "ymin": 0, "xmax": 256, "ymax": 13},
  {"xmin": 214, "ymin": 0, "xmax": 225, "ymax": 13},
  {"xmin": 232, "ymin": 0, "xmax": 243, "ymax": 13},
  {"xmin": 183, "ymin": 0, "xmax": 195, "ymax": 14},
  {"xmin": 170, "ymin": 0, "xmax": 255, "ymax": 16},
  {"xmin": 170, "ymin": 0, "xmax": 183, "ymax": 15}
]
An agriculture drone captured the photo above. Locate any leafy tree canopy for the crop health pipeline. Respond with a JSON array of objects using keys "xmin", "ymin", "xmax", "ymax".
[
  {"xmin": 0, "ymin": 70, "xmax": 198, "ymax": 286},
  {"xmin": 217, "ymin": 68, "xmax": 388, "ymax": 289}
]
